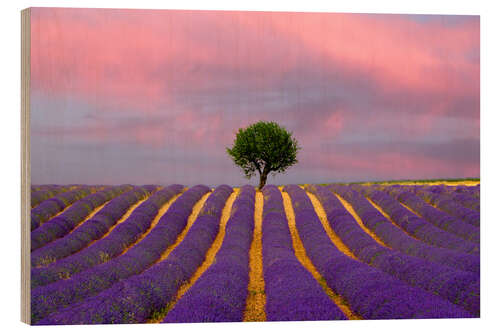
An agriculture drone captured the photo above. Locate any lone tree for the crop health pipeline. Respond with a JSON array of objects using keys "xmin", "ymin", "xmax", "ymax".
[{"xmin": 226, "ymin": 121, "xmax": 300, "ymax": 190}]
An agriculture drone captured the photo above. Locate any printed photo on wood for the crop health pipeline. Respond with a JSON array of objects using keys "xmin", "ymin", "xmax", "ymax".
[{"xmin": 21, "ymin": 7, "xmax": 480, "ymax": 325}]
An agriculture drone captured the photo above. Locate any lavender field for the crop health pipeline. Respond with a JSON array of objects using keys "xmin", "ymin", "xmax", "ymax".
[{"xmin": 29, "ymin": 182, "xmax": 480, "ymax": 324}]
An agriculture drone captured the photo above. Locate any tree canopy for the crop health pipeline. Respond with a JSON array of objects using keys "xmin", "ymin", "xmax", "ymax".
[{"xmin": 226, "ymin": 121, "xmax": 300, "ymax": 189}]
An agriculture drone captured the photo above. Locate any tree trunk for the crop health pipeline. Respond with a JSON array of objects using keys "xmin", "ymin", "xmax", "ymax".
[{"xmin": 258, "ymin": 172, "xmax": 268, "ymax": 190}]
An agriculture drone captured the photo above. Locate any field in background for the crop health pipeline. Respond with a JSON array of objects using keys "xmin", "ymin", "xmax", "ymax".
[
  {"xmin": 29, "ymin": 179, "xmax": 480, "ymax": 324},
  {"xmin": 319, "ymin": 178, "xmax": 480, "ymax": 186}
]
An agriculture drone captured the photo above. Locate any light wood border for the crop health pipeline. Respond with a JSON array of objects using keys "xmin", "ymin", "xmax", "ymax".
[{"xmin": 21, "ymin": 7, "xmax": 31, "ymax": 325}]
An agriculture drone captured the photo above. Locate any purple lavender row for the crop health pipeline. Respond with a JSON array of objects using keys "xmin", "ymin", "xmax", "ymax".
[
  {"xmin": 284, "ymin": 184, "xmax": 473, "ymax": 319},
  {"xmin": 330, "ymin": 185, "xmax": 479, "ymax": 272},
  {"xmin": 163, "ymin": 185, "xmax": 256, "ymax": 323},
  {"xmin": 357, "ymin": 186, "xmax": 479, "ymax": 256},
  {"xmin": 31, "ymin": 186, "xmax": 155, "ymax": 268},
  {"xmin": 398, "ymin": 184, "xmax": 479, "ymax": 209},
  {"xmin": 455, "ymin": 184, "xmax": 480, "ymax": 198},
  {"xmin": 31, "ymin": 184, "xmax": 184, "ymax": 289},
  {"xmin": 31, "ymin": 185, "xmax": 53, "ymax": 192},
  {"xmin": 325, "ymin": 185, "xmax": 479, "ymax": 315},
  {"xmin": 36, "ymin": 185, "xmax": 232, "ymax": 325},
  {"xmin": 451, "ymin": 192, "xmax": 480, "ymax": 212},
  {"xmin": 411, "ymin": 185, "xmax": 445, "ymax": 194},
  {"xmin": 31, "ymin": 184, "xmax": 74, "ymax": 192},
  {"xmin": 380, "ymin": 184, "xmax": 480, "ymax": 212},
  {"xmin": 384, "ymin": 186, "xmax": 480, "ymax": 243},
  {"xmin": 262, "ymin": 185, "xmax": 347, "ymax": 321},
  {"xmin": 319, "ymin": 186, "xmax": 479, "ymax": 272},
  {"xmin": 31, "ymin": 185, "xmax": 132, "ymax": 251},
  {"xmin": 395, "ymin": 184, "xmax": 478, "ymax": 197},
  {"xmin": 30, "ymin": 186, "xmax": 99, "ymax": 231},
  {"xmin": 139, "ymin": 184, "xmax": 161, "ymax": 193},
  {"xmin": 390, "ymin": 184, "xmax": 472, "ymax": 204},
  {"xmin": 442, "ymin": 185, "xmax": 480, "ymax": 201},
  {"xmin": 31, "ymin": 185, "xmax": 74, "ymax": 208},
  {"xmin": 31, "ymin": 185, "xmax": 208, "ymax": 324},
  {"xmin": 414, "ymin": 189, "xmax": 480, "ymax": 227}
]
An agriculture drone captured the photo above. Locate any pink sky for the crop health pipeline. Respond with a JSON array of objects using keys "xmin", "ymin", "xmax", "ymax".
[{"xmin": 30, "ymin": 8, "xmax": 479, "ymax": 186}]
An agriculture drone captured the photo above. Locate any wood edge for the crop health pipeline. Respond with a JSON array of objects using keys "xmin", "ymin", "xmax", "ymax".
[{"xmin": 21, "ymin": 7, "xmax": 31, "ymax": 325}]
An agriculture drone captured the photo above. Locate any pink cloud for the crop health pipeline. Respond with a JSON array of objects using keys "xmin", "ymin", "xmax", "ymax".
[
  {"xmin": 314, "ymin": 150, "xmax": 478, "ymax": 180},
  {"xmin": 324, "ymin": 111, "xmax": 344, "ymax": 134},
  {"xmin": 31, "ymin": 9, "xmax": 479, "ymax": 117}
]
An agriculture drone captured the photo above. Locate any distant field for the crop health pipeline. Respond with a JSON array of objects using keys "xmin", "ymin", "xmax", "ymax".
[
  {"xmin": 30, "ymin": 180, "xmax": 479, "ymax": 324},
  {"xmin": 320, "ymin": 178, "xmax": 480, "ymax": 186}
]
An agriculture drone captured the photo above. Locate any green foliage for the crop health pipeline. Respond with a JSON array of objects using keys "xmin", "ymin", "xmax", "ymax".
[{"xmin": 226, "ymin": 121, "xmax": 300, "ymax": 187}]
